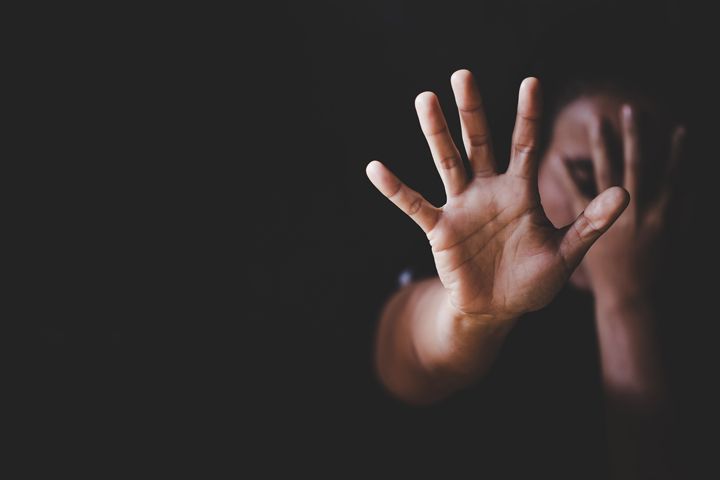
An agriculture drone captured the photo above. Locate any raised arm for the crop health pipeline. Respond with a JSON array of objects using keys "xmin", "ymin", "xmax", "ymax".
[
  {"xmin": 553, "ymin": 105, "xmax": 685, "ymax": 478},
  {"xmin": 366, "ymin": 70, "xmax": 629, "ymax": 405}
]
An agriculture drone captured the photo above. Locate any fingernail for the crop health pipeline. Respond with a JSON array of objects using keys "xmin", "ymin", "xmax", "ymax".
[{"xmin": 622, "ymin": 104, "xmax": 632, "ymax": 120}]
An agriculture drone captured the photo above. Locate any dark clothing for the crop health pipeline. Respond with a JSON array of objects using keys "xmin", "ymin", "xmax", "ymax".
[{"xmin": 367, "ymin": 272, "xmax": 607, "ymax": 478}]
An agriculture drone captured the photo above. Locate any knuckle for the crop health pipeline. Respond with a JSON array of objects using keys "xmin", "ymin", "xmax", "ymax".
[
  {"xmin": 518, "ymin": 112, "xmax": 541, "ymax": 122},
  {"xmin": 473, "ymin": 166, "xmax": 495, "ymax": 178},
  {"xmin": 576, "ymin": 212, "xmax": 600, "ymax": 237},
  {"xmin": 425, "ymin": 125, "xmax": 449, "ymax": 138},
  {"xmin": 387, "ymin": 179, "xmax": 403, "ymax": 199},
  {"xmin": 466, "ymin": 134, "xmax": 491, "ymax": 148},
  {"xmin": 513, "ymin": 143, "xmax": 539, "ymax": 156},
  {"xmin": 439, "ymin": 155, "xmax": 461, "ymax": 170},
  {"xmin": 459, "ymin": 103, "xmax": 484, "ymax": 115},
  {"xmin": 406, "ymin": 195, "xmax": 424, "ymax": 216},
  {"xmin": 575, "ymin": 224, "xmax": 592, "ymax": 248},
  {"xmin": 579, "ymin": 218, "xmax": 596, "ymax": 236}
]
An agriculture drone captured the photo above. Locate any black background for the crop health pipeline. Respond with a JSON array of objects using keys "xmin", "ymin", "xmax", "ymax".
[{"xmin": 14, "ymin": 0, "xmax": 718, "ymax": 476}]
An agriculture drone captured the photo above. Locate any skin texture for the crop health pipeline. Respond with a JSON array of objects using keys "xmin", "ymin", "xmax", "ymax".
[
  {"xmin": 368, "ymin": 70, "xmax": 684, "ymax": 478},
  {"xmin": 367, "ymin": 72, "xmax": 629, "ymax": 322},
  {"xmin": 538, "ymin": 93, "xmax": 684, "ymax": 479},
  {"xmin": 541, "ymin": 94, "xmax": 684, "ymax": 480},
  {"xmin": 538, "ymin": 93, "xmax": 680, "ymax": 291},
  {"xmin": 366, "ymin": 70, "xmax": 629, "ymax": 403}
]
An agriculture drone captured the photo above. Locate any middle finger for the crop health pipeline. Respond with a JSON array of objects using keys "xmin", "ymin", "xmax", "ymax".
[{"xmin": 450, "ymin": 69, "xmax": 496, "ymax": 178}]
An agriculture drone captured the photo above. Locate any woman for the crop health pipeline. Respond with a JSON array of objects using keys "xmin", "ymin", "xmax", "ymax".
[{"xmin": 365, "ymin": 7, "xmax": 695, "ymax": 478}]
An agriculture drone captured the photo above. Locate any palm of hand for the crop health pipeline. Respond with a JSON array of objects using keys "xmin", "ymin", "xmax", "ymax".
[
  {"xmin": 367, "ymin": 70, "xmax": 629, "ymax": 320},
  {"xmin": 430, "ymin": 174, "xmax": 567, "ymax": 317}
]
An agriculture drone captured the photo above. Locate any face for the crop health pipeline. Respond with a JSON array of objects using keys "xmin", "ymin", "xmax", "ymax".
[{"xmin": 537, "ymin": 91, "xmax": 666, "ymax": 290}]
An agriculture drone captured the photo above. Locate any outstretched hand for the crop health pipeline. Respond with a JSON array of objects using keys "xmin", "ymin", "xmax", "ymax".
[{"xmin": 367, "ymin": 70, "xmax": 629, "ymax": 320}]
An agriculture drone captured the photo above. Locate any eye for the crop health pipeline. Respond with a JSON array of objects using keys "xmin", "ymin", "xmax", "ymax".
[{"xmin": 565, "ymin": 159, "xmax": 597, "ymax": 197}]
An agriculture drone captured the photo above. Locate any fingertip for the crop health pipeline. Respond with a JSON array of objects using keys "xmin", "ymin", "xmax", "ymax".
[
  {"xmin": 674, "ymin": 124, "xmax": 686, "ymax": 140},
  {"xmin": 610, "ymin": 185, "xmax": 631, "ymax": 210},
  {"xmin": 605, "ymin": 185, "xmax": 630, "ymax": 206},
  {"xmin": 584, "ymin": 186, "xmax": 630, "ymax": 230},
  {"xmin": 622, "ymin": 104, "xmax": 632, "ymax": 120},
  {"xmin": 415, "ymin": 91, "xmax": 436, "ymax": 110},
  {"xmin": 520, "ymin": 77, "xmax": 542, "ymax": 95},
  {"xmin": 518, "ymin": 77, "xmax": 543, "ymax": 113},
  {"xmin": 618, "ymin": 184, "xmax": 630, "ymax": 199},
  {"xmin": 450, "ymin": 69, "xmax": 473, "ymax": 85},
  {"xmin": 366, "ymin": 160, "xmax": 384, "ymax": 180}
]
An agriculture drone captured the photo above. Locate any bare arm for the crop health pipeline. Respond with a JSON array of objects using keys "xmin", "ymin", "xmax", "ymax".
[
  {"xmin": 554, "ymin": 106, "xmax": 685, "ymax": 478},
  {"xmin": 594, "ymin": 293, "xmax": 674, "ymax": 480},
  {"xmin": 374, "ymin": 277, "xmax": 517, "ymax": 405},
  {"xmin": 367, "ymin": 70, "xmax": 628, "ymax": 405}
]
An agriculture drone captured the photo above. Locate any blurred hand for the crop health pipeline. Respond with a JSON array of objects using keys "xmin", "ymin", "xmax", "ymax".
[
  {"xmin": 367, "ymin": 70, "xmax": 629, "ymax": 320},
  {"xmin": 552, "ymin": 104, "xmax": 685, "ymax": 295}
]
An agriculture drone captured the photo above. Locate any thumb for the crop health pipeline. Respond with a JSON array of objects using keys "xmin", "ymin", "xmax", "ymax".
[{"xmin": 557, "ymin": 186, "xmax": 630, "ymax": 271}]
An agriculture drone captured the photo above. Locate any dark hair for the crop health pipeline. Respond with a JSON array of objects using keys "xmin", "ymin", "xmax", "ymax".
[{"xmin": 523, "ymin": 3, "xmax": 690, "ymax": 153}]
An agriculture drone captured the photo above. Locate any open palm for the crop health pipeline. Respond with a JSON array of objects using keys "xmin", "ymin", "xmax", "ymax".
[{"xmin": 367, "ymin": 70, "xmax": 629, "ymax": 320}]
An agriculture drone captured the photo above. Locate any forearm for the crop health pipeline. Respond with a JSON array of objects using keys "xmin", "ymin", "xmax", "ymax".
[
  {"xmin": 374, "ymin": 276, "xmax": 518, "ymax": 405},
  {"xmin": 594, "ymin": 288, "xmax": 676, "ymax": 479},
  {"xmin": 595, "ymin": 291, "xmax": 666, "ymax": 408}
]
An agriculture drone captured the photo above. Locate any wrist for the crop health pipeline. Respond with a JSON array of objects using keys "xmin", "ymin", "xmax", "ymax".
[
  {"xmin": 443, "ymin": 293, "xmax": 519, "ymax": 334},
  {"xmin": 592, "ymin": 285, "xmax": 656, "ymax": 322},
  {"xmin": 416, "ymin": 290, "xmax": 518, "ymax": 389},
  {"xmin": 591, "ymin": 275, "xmax": 651, "ymax": 304}
]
